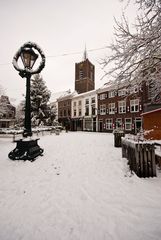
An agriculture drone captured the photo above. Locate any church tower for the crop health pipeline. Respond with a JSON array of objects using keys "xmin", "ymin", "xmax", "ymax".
[{"xmin": 75, "ymin": 47, "xmax": 95, "ymax": 94}]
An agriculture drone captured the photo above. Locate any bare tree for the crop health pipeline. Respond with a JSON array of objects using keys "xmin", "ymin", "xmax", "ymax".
[{"xmin": 102, "ymin": 0, "xmax": 161, "ymax": 94}]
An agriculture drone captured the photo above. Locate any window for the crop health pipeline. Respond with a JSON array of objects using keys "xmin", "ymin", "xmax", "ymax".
[
  {"xmin": 100, "ymin": 94, "xmax": 106, "ymax": 100},
  {"xmin": 100, "ymin": 104, "xmax": 106, "ymax": 115},
  {"xmin": 106, "ymin": 119, "xmax": 113, "ymax": 130},
  {"xmin": 118, "ymin": 89, "xmax": 126, "ymax": 96},
  {"xmin": 116, "ymin": 118, "xmax": 122, "ymax": 128},
  {"xmin": 74, "ymin": 109, "xmax": 77, "ymax": 116},
  {"xmin": 91, "ymin": 97, "xmax": 95, "ymax": 104},
  {"xmin": 68, "ymin": 109, "xmax": 71, "ymax": 116},
  {"xmin": 85, "ymin": 119, "xmax": 92, "ymax": 131},
  {"xmin": 130, "ymin": 99, "xmax": 139, "ymax": 112},
  {"xmin": 118, "ymin": 101, "xmax": 126, "ymax": 113},
  {"xmin": 135, "ymin": 117, "xmax": 142, "ymax": 132},
  {"xmin": 78, "ymin": 100, "xmax": 82, "ymax": 106},
  {"xmin": 78, "ymin": 109, "xmax": 82, "ymax": 116},
  {"xmin": 91, "ymin": 105, "xmax": 96, "ymax": 115},
  {"xmin": 108, "ymin": 91, "xmax": 115, "ymax": 98},
  {"xmin": 85, "ymin": 98, "xmax": 89, "ymax": 105},
  {"xmin": 63, "ymin": 110, "xmax": 66, "ymax": 116},
  {"xmin": 73, "ymin": 101, "xmax": 76, "ymax": 107},
  {"xmin": 109, "ymin": 103, "xmax": 115, "ymax": 114},
  {"xmin": 85, "ymin": 106, "xmax": 89, "ymax": 116},
  {"xmin": 125, "ymin": 118, "xmax": 132, "ymax": 130}
]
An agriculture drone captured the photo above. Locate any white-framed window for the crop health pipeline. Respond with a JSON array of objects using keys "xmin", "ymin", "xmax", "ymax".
[
  {"xmin": 130, "ymin": 99, "xmax": 139, "ymax": 112},
  {"xmin": 85, "ymin": 98, "xmax": 89, "ymax": 105},
  {"xmin": 109, "ymin": 103, "xmax": 115, "ymax": 114},
  {"xmin": 78, "ymin": 108, "xmax": 82, "ymax": 116},
  {"xmin": 106, "ymin": 119, "xmax": 113, "ymax": 130},
  {"xmin": 91, "ymin": 97, "xmax": 95, "ymax": 104},
  {"xmin": 78, "ymin": 100, "xmax": 82, "ymax": 106},
  {"xmin": 118, "ymin": 101, "xmax": 126, "ymax": 113},
  {"xmin": 118, "ymin": 89, "xmax": 126, "ymax": 96},
  {"xmin": 73, "ymin": 101, "xmax": 76, "ymax": 107},
  {"xmin": 91, "ymin": 105, "xmax": 96, "ymax": 115},
  {"xmin": 100, "ymin": 104, "xmax": 106, "ymax": 115},
  {"xmin": 100, "ymin": 93, "xmax": 106, "ymax": 100},
  {"xmin": 85, "ymin": 106, "xmax": 89, "ymax": 116},
  {"xmin": 108, "ymin": 91, "xmax": 115, "ymax": 98},
  {"xmin": 125, "ymin": 118, "xmax": 132, "ymax": 130},
  {"xmin": 116, "ymin": 118, "xmax": 122, "ymax": 128},
  {"xmin": 74, "ymin": 109, "xmax": 77, "ymax": 117},
  {"xmin": 135, "ymin": 117, "xmax": 142, "ymax": 132}
]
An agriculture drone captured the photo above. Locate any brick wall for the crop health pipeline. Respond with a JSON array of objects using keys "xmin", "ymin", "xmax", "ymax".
[{"xmin": 143, "ymin": 109, "xmax": 161, "ymax": 140}]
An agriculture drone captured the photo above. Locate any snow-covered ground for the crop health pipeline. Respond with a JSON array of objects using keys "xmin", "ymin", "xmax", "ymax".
[{"xmin": 0, "ymin": 132, "xmax": 161, "ymax": 240}]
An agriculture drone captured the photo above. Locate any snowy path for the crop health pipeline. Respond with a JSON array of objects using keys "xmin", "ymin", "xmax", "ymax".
[{"xmin": 0, "ymin": 132, "xmax": 161, "ymax": 240}]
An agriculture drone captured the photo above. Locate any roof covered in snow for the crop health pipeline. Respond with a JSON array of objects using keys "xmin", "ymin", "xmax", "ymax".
[
  {"xmin": 50, "ymin": 90, "xmax": 74, "ymax": 102},
  {"xmin": 97, "ymin": 79, "xmax": 139, "ymax": 93},
  {"xmin": 141, "ymin": 107, "xmax": 161, "ymax": 116},
  {"xmin": 56, "ymin": 90, "xmax": 78, "ymax": 101}
]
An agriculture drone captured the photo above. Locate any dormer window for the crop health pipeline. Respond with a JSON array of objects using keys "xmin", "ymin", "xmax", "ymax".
[{"xmin": 108, "ymin": 91, "xmax": 115, "ymax": 98}]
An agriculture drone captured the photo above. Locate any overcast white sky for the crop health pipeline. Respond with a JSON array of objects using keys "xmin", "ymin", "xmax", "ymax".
[{"xmin": 0, "ymin": 0, "xmax": 137, "ymax": 105}]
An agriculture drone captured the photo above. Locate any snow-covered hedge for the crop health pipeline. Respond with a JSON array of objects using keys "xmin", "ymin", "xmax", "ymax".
[
  {"xmin": 0, "ymin": 128, "xmax": 23, "ymax": 134},
  {"xmin": 0, "ymin": 126, "xmax": 63, "ymax": 135}
]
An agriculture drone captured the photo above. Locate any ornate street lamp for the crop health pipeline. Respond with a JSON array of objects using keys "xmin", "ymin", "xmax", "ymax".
[
  {"xmin": 8, "ymin": 42, "xmax": 46, "ymax": 161},
  {"xmin": 21, "ymin": 48, "xmax": 38, "ymax": 138},
  {"xmin": 21, "ymin": 48, "xmax": 38, "ymax": 70}
]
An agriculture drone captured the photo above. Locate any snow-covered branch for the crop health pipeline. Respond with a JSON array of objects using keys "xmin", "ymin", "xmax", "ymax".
[{"xmin": 102, "ymin": 0, "xmax": 161, "ymax": 92}]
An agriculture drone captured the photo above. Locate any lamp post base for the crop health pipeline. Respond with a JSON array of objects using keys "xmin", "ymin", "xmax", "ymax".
[{"xmin": 8, "ymin": 138, "xmax": 44, "ymax": 161}]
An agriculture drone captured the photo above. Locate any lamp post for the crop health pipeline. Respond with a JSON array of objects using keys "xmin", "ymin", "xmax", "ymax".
[
  {"xmin": 8, "ymin": 42, "xmax": 45, "ymax": 161},
  {"xmin": 21, "ymin": 48, "xmax": 38, "ymax": 137}
]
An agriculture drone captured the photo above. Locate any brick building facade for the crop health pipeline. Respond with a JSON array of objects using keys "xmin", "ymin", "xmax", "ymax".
[
  {"xmin": 97, "ymin": 82, "xmax": 148, "ymax": 133},
  {"xmin": 57, "ymin": 92, "xmax": 75, "ymax": 129}
]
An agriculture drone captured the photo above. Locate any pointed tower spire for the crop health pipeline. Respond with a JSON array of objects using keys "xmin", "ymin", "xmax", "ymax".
[{"xmin": 83, "ymin": 44, "xmax": 88, "ymax": 61}]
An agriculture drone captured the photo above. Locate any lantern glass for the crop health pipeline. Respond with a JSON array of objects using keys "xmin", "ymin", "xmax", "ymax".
[{"xmin": 21, "ymin": 48, "xmax": 38, "ymax": 69}]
